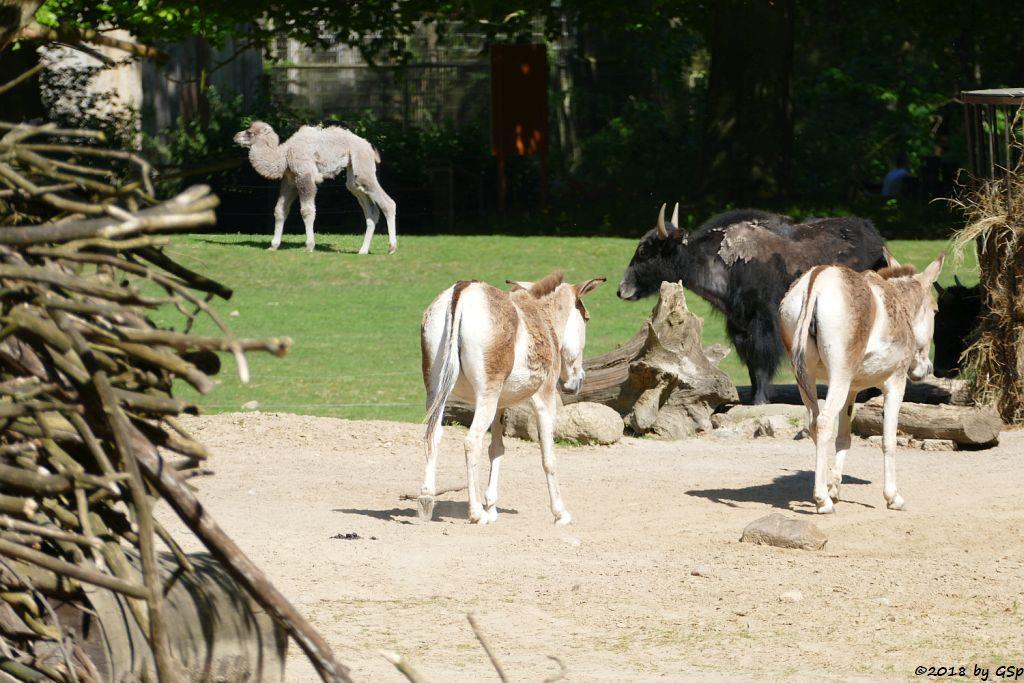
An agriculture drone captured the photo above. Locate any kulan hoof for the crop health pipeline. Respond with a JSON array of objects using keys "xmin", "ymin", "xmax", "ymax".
[
  {"xmin": 814, "ymin": 498, "xmax": 835, "ymax": 514},
  {"xmin": 828, "ymin": 483, "xmax": 841, "ymax": 502},
  {"xmin": 305, "ymin": 243, "xmax": 315, "ymax": 253},
  {"xmin": 887, "ymin": 494, "xmax": 906, "ymax": 511},
  {"xmin": 416, "ymin": 495, "xmax": 435, "ymax": 522},
  {"xmin": 554, "ymin": 511, "xmax": 572, "ymax": 525},
  {"xmin": 267, "ymin": 244, "xmax": 279, "ymax": 252}
]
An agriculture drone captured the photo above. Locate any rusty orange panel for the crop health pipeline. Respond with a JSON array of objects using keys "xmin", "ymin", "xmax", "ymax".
[{"xmin": 490, "ymin": 44, "xmax": 549, "ymax": 157}]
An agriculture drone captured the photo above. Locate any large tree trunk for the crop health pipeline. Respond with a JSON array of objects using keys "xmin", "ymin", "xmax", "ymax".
[
  {"xmin": 564, "ymin": 282, "xmax": 738, "ymax": 438},
  {"xmin": 700, "ymin": 0, "xmax": 794, "ymax": 202}
]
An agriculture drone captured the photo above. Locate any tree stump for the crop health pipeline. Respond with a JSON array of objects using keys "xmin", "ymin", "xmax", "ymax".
[{"xmin": 564, "ymin": 282, "xmax": 738, "ymax": 438}]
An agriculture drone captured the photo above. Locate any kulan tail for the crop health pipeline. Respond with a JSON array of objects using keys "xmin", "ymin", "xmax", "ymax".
[
  {"xmin": 424, "ymin": 283, "xmax": 466, "ymax": 440},
  {"xmin": 791, "ymin": 267, "xmax": 824, "ymax": 405}
]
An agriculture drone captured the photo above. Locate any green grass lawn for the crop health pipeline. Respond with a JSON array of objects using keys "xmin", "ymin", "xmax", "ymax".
[{"xmin": 161, "ymin": 232, "xmax": 977, "ymax": 422}]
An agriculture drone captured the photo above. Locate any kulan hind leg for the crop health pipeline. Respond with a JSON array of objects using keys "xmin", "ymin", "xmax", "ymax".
[
  {"xmin": 483, "ymin": 410, "xmax": 505, "ymax": 523},
  {"xmin": 531, "ymin": 389, "xmax": 571, "ymax": 524},
  {"xmin": 829, "ymin": 390, "xmax": 857, "ymax": 502}
]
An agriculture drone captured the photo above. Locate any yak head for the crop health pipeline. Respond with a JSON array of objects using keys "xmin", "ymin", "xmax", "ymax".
[
  {"xmin": 617, "ymin": 203, "xmax": 684, "ymax": 301},
  {"xmin": 932, "ymin": 276, "xmax": 982, "ymax": 378}
]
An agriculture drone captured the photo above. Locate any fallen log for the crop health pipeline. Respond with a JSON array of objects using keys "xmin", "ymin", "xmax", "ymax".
[
  {"xmin": 738, "ymin": 378, "xmax": 973, "ymax": 406},
  {"xmin": 851, "ymin": 399, "xmax": 1002, "ymax": 447}
]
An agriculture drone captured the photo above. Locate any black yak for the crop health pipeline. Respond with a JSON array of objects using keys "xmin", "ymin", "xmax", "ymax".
[
  {"xmin": 617, "ymin": 205, "xmax": 888, "ymax": 404},
  {"xmin": 932, "ymin": 277, "xmax": 982, "ymax": 377}
]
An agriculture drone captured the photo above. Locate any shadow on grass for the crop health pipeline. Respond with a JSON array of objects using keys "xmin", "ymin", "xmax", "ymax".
[
  {"xmin": 334, "ymin": 501, "xmax": 519, "ymax": 523},
  {"xmin": 685, "ymin": 469, "xmax": 873, "ymax": 513},
  {"xmin": 194, "ymin": 237, "xmax": 374, "ymax": 254}
]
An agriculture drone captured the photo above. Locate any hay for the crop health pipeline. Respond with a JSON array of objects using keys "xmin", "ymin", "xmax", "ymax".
[{"xmin": 949, "ymin": 126, "xmax": 1024, "ymax": 423}]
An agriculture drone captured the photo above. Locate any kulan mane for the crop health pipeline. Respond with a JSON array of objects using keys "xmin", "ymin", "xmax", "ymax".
[
  {"xmin": 528, "ymin": 271, "xmax": 565, "ymax": 298},
  {"xmin": 877, "ymin": 264, "xmax": 918, "ymax": 280}
]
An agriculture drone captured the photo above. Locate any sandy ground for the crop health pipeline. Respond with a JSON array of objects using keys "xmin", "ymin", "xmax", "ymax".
[{"xmin": 161, "ymin": 412, "xmax": 1024, "ymax": 682}]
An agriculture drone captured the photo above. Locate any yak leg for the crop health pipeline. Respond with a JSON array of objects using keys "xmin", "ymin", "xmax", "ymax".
[
  {"xmin": 269, "ymin": 176, "xmax": 297, "ymax": 251},
  {"xmin": 812, "ymin": 377, "xmax": 852, "ymax": 514},
  {"xmin": 728, "ymin": 298, "xmax": 781, "ymax": 405},
  {"xmin": 483, "ymin": 409, "xmax": 505, "ymax": 523},
  {"xmin": 881, "ymin": 375, "xmax": 907, "ymax": 510},
  {"xmin": 465, "ymin": 391, "xmax": 499, "ymax": 524},
  {"xmin": 532, "ymin": 390, "xmax": 571, "ymax": 524},
  {"xmin": 418, "ymin": 404, "xmax": 445, "ymax": 522},
  {"xmin": 829, "ymin": 389, "xmax": 857, "ymax": 502}
]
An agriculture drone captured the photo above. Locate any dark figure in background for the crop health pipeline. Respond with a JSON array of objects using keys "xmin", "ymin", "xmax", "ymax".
[
  {"xmin": 932, "ymin": 278, "xmax": 983, "ymax": 377},
  {"xmin": 881, "ymin": 151, "xmax": 917, "ymax": 198},
  {"xmin": 617, "ymin": 205, "xmax": 888, "ymax": 404}
]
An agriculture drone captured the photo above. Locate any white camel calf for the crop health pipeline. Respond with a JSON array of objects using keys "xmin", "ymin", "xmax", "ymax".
[
  {"xmin": 234, "ymin": 121, "xmax": 397, "ymax": 254},
  {"xmin": 419, "ymin": 272, "xmax": 605, "ymax": 525}
]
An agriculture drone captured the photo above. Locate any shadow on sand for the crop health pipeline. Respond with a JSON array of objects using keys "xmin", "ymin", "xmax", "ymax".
[
  {"xmin": 334, "ymin": 500, "xmax": 518, "ymax": 524},
  {"xmin": 685, "ymin": 469, "xmax": 874, "ymax": 513}
]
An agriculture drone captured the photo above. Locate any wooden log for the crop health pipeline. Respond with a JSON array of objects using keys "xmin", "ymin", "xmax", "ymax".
[
  {"xmin": 851, "ymin": 399, "xmax": 1002, "ymax": 446},
  {"xmin": 737, "ymin": 378, "xmax": 973, "ymax": 406}
]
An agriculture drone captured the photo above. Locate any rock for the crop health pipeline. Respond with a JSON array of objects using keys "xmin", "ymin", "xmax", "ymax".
[
  {"xmin": 718, "ymin": 404, "xmax": 807, "ymax": 422},
  {"xmin": 779, "ymin": 590, "xmax": 803, "ymax": 603},
  {"xmin": 875, "ymin": 596, "xmax": 892, "ymax": 607},
  {"xmin": 503, "ymin": 399, "xmax": 623, "ymax": 445},
  {"xmin": 555, "ymin": 402, "xmax": 623, "ymax": 444},
  {"xmin": 866, "ymin": 434, "xmax": 912, "ymax": 449},
  {"xmin": 503, "ymin": 402, "xmax": 542, "ymax": 441},
  {"xmin": 740, "ymin": 513, "xmax": 827, "ymax": 551},
  {"xmin": 690, "ymin": 564, "xmax": 712, "ymax": 578},
  {"xmin": 921, "ymin": 439, "xmax": 957, "ymax": 451},
  {"xmin": 241, "ymin": 400, "xmax": 259, "ymax": 411},
  {"xmin": 714, "ymin": 404, "xmax": 806, "ymax": 439}
]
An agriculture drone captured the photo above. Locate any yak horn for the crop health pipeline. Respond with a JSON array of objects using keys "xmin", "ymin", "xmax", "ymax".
[
  {"xmin": 934, "ymin": 282, "xmax": 945, "ymax": 295},
  {"xmin": 671, "ymin": 203, "xmax": 679, "ymax": 228},
  {"xmin": 954, "ymin": 275, "xmax": 964, "ymax": 288},
  {"xmin": 656, "ymin": 203, "xmax": 668, "ymax": 239}
]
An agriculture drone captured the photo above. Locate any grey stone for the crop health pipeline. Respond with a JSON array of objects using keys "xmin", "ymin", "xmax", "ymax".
[
  {"xmin": 740, "ymin": 513, "xmax": 828, "ymax": 551},
  {"xmin": 504, "ymin": 399, "xmax": 623, "ymax": 445},
  {"xmin": 555, "ymin": 402, "xmax": 623, "ymax": 444}
]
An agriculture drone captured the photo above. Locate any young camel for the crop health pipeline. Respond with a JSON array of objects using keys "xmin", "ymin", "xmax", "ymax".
[
  {"xmin": 419, "ymin": 272, "xmax": 605, "ymax": 525},
  {"xmin": 233, "ymin": 121, "xmax": 397, "ymax": 254},
  {"xmin": 780, "ymin": 252, "xmax": 944, "ymax": 513}
]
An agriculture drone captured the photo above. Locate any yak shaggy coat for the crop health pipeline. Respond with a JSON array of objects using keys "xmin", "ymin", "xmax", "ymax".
[
  {"xmin": 419, "ymin": 272, "xmax": 604, "ymax": 525},
  {"xmin": 780, "ymin": 253, "xmax": 944, "ymax": 514},
  {"xmin": 618, "ymin": 205, "xmax": 888, "ymax": 405}
]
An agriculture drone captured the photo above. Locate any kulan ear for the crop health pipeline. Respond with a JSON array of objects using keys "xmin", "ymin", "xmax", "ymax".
[
  {"xmin": 919, "ymin": 253, "xmax": 945, "ymax": 285},
  {"xmin": 882, "ymin": 245, "xmax": 901, "ymax": 268},
  {"xmin": 574, "ymin": 277, "xmax": 606, "ymax": 298},
  {"xmin": 505, "ymin": 279, "xmax": 529, "ymax": 292}
]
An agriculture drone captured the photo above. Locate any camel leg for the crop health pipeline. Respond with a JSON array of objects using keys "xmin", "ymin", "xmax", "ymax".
[
  {"xmin": 351, "ymin": 187, "xmax": 378, "ymax": 255},
  {"xmin": 364, "ymin": 178, "xmax": 397, "ymax": 255},
  {"xmin": 269, "ymin": 176, "xmax": 297, "ymax": 251},
  {"xmin": 294, "ymin": 171, "xmax": 318, "ymax": 253}
]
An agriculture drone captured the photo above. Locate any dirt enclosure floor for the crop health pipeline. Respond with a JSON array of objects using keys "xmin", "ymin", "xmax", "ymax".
[{"xmin": 163, "ymin": 413, "xmax": 1024, "ymax": 682}]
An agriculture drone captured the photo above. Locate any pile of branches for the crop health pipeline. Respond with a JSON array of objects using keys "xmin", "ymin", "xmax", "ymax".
[
  {"xmin": 0, "ymin": 120, "xmax": 350, "ymax": 681},
  {"xmin": 952, "ymin": 135, "xmax": 1024, "ymax": 424}
]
